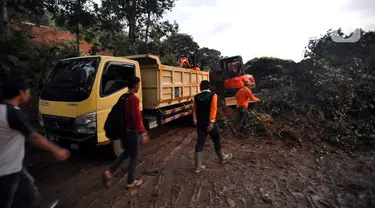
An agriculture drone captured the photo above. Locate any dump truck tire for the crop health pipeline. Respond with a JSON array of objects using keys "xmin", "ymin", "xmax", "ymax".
[{"xmin": 113, "ymin": 140, "xmax": 124, "ymax": 157}]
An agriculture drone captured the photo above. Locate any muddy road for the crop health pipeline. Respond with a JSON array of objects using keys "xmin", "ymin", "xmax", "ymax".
[{"xmin": 25, "ymin": 121, "xmax": 375, "ymax": 208}]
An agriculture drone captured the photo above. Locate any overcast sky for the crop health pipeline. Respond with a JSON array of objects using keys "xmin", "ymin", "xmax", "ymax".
[{"xmin": 165, "ymin": 0, "xmax": 375, "ymax": 61}]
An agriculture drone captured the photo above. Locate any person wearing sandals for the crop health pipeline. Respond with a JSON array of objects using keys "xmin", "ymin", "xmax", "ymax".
[
  {"xmin": 0, "ymin": 78, "xmax": 70, "ymax": 208},
  {"xmin": 102, "ymin": 76, "xmax": 149, "ymax": 188},
  {"xmin": 193, "ymin": 80, "xmax": 233, "ymax": 173}
]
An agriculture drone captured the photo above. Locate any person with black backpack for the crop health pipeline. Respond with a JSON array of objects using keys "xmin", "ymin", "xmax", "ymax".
[{"xmin": 102, "ymin": 76, "xmax": 149, "ymax": 188}]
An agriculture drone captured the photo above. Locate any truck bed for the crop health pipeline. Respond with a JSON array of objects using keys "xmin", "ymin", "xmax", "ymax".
[{"xmin": 125, "ymin": 54, "xmax": 209, "ymax": 109}]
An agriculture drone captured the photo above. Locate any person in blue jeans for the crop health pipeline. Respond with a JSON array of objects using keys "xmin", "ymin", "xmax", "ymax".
[{"xmin": 0, "ymin": 78, "xmax": 70, "ymax": 208}]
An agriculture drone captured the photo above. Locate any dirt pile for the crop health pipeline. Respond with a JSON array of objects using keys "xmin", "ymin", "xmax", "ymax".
[
  {"xmin": 217, "ymin": 105, "xmax": 304, "ymax": 151},
  {"xmin": 216, "ymin": 102, "xmax": 273, "ymax": 136}
]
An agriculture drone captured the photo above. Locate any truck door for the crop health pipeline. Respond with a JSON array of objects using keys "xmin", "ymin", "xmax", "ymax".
[{"xmin": 96, "ymin": 60, "xmax": 138, "ymax": 143}]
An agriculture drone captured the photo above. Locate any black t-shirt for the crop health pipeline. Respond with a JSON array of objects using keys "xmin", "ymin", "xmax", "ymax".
[{"xmin": 6, "ymin": 104, "xmax": 35, "ymax": 137}]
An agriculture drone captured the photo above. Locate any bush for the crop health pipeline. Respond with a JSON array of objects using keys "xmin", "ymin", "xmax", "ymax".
[
  {"xmin": 255, "ymin": 30, "xmax": 375, "ymax": 149},
  {"xmin": 0, "ymin": 27, "xmax": 77, "ymax": 95},
  {"xmin": 245, "ymin": 57, "xmax": 296, "ymax": 92}
]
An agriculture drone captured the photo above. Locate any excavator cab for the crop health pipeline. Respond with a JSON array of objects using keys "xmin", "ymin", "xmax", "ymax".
[
  {"xmin": 219, "ymin": 56, "xmax": 256, "ymax": 98},
  {"xmin": 210, "ymin": 55, "xmax": 257, "ymax": 104},
  {"xmin": 219, "ymin": 56, "xmax": 244, "ymax": 78}
]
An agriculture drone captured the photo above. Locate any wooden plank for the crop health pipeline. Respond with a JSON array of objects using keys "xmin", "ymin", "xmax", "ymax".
[{"xmin": 224, "ymin": 92, "xmax": 263, "ymax": 107}]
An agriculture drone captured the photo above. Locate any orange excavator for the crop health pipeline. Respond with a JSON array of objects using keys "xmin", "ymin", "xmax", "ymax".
[
  {"xmin": 209, "ymin": 55, "xmax": 257, "ymax": 105},
  {"xmin": 179, "ymin": 55, "xmax": 257, "ymax": 106}
]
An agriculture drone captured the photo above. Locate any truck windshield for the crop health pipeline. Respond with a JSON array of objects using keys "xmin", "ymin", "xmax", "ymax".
[{"xmin": 41, "ymin": 57, "xmax": 100, "ymax": 102}]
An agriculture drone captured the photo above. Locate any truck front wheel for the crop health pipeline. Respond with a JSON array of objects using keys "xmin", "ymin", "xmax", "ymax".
[{"xmin": 112, "ymin": 140, "xmax": 124, "ymax": 157}]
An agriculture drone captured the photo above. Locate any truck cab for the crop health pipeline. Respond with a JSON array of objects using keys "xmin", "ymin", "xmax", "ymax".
[{"xmin": 39, "ymin": 56, "xmax": 142, "ymax": 147}]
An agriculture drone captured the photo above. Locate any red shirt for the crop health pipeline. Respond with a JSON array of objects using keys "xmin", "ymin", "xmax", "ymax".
[{"xmin": 124, "ymin": 94, "xmax": 147, "ymax": 134}]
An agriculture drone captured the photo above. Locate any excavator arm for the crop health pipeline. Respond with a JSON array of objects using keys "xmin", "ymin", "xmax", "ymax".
[
  {"xmin": 179, "ymin": 57, "xmax": 192, "ymax": 68},
  {"xmin": 179, "ymin": 57, "xmax": 200, "ymax": 71}
]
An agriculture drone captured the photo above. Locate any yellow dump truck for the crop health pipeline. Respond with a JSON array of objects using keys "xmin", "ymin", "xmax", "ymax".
[{"xmin": 38, "ymin": 54, "xmax": 209, "ymax": 153}]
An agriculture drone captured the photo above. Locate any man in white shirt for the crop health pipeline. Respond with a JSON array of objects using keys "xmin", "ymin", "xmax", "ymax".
[{"xmin": 0, "ymin": 78, "xmax": 70, "ymax": 208}]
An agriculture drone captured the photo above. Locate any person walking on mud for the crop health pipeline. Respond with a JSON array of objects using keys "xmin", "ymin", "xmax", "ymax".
[
  {"xmin": 193, "ymin": 80, "xmax": 233, "ymax": 173},
  {"xmin": 102, "ymin": 76, "xmax": 149, "ymax": 188},
  {"xmin": 0, "ymin": 78, "xmax": 70, "ymax": 208},
  {"xmin": 235, "ymin": 80, "xmax": 259, "ymax": 127}
]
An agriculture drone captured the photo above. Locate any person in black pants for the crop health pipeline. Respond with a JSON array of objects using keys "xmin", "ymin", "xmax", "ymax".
[
  {"xmin": 0, "ymin": 78, "xmax": 70, "ymax": 208},
  {"xmin": 107, "ymin": 129, "xmax": 140, "ymax": 186},
  {"xmin": 102, "ymin": 77, "xmax": 149, "ymax": 188},
  {"xmin": 193, "ymin": 80, "xmax": 233, "ymax": 173}
]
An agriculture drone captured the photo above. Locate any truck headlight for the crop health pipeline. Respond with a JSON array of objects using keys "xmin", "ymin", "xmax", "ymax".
[
  {"xmin": 38, "ymin": 110, "xmax": 45, "ymax": 127},
  {"xmin": 74, "ymin": 112, "xmax": 97, "ymax": 134}
]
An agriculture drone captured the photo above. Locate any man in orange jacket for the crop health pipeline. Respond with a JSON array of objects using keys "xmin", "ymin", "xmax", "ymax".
[
  {"xmin": 235, "ymin": 80, "xmax": 259, "ymax": 127},
  {"xmin": 193, "ymin": 80, "xmax": 233, "ymax": 173}
]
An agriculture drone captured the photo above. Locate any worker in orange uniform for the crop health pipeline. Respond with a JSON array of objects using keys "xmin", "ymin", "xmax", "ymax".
[
  {"xmin": 193, "ymin": 80, "xmax": 233, "ymax": 173},
  {"xmin": 235, "ymin": 80, "xmax": 259, "ymax": 127}
]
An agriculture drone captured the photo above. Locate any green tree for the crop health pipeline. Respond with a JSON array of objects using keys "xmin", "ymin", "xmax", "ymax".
[
  {"xmin": 197, "ymin": 47, "xmax": 221, "ymax": 70},
  {"xmin": 245, "ymin": 57, "xmax": 259, "ymax": 67},
  {"xmin": 139, "ymin": 20, "xmax": 178, "ymax": 55},
  {"xmin": 0, "ymin": 0, "xmax": 53, "ymax": 40},
  {"xmin": 100, "ymin": 0, "xmax": 141, "ymax": 53},
  {"xmin": 96, "ymin": 30, "xmax": 132, "ymax": 56},
  {"xmin": 163, "ymin": 33, "xmax": 199, "ymax": 60},
  {"xmin": 160, "ymin": 53, "xmax": 179, "ymax": 66},
  {"xmin": 100, "ymin": 0, "xmax": 177, "ymax": 53},
  {"xmin": 0, "ymin": 28, "xmax": 77, "ymax": 93},
  {"xmin": 51, "ymin": 0, "xmax": 97, "ymax": 55},
  {"xmin": 138, "ymin": 0, "xmax": 176, "ymax": 43},
  {"xmin": 304, "ymin": 28, "xmax": 373, "ymax": 66}
]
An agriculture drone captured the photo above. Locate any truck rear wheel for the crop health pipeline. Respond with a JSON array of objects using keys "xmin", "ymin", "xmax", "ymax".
[{"xmin": 112, "ymin": 140, "xmax": 124, "ymax": 157}]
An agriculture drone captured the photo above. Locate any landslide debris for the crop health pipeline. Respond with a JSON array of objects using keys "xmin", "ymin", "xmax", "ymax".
[{"xmin": 219, "ymin": 30, "xmax": 375, "ymax": 151}]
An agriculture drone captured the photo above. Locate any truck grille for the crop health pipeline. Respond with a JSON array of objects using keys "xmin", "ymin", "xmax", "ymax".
[{"xmin": 43, "ymin": 115, "xmax": 74, "ymax": 132}]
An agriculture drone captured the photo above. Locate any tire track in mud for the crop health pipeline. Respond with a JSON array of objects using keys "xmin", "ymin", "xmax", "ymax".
[
  {"xmin": 89, "ymin": 128, "xmax": 194, "ymax": 208},
  {"xmin": 72, "ymin": 127, "xmax": 184, "ymax": 208},
  {"xmin": 32, "ymin": 126, "xmax": 181, "ymax": 208},
  {"xmin": 118, "ymin": 128, "xmax": 235, "ymax": 208},
  {"xmin": 85, "ymin": 128, "xmax": 196, "ymax": 208},
  {"xmin": 116, "ymin": 129, "xmax": 197, "ymax": 207}
]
